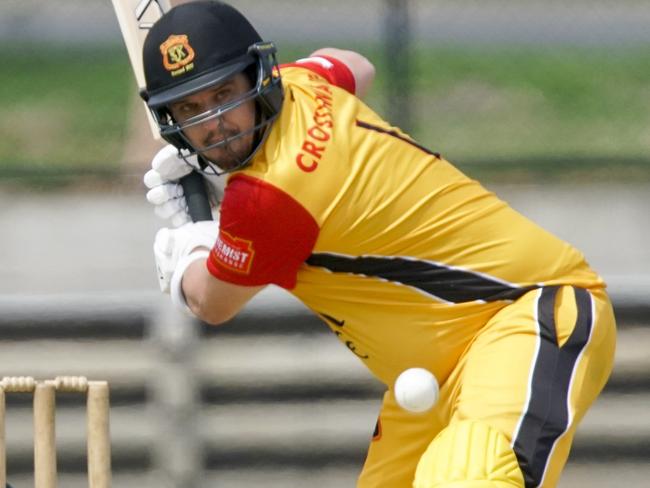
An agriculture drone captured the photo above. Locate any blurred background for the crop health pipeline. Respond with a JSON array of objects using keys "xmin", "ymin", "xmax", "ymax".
[{"xmin": 0, "ymin": 0, "xmax": 648, "ymax": 486}]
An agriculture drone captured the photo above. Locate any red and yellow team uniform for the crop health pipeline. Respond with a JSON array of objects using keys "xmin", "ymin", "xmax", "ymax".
[{"xmin": 206, "ymin": 56, "xmax": 616, "ymax": 487}]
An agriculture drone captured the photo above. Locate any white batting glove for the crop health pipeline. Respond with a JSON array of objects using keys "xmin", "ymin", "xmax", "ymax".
[
  {"xmin": 144, "ymin": 145, "xmax": 225, "ymax": 227},
  {"xmin": 154, "ymin": 220, "xmax": 219, "ymax": 312}
]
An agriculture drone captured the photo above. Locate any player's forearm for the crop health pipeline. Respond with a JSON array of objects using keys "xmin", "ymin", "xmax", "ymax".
[
  {"xmin": 182, "ymin": 259, "xmax": 232, "ymax": 325},
  {"xmin": 181, "ymin": 258, "xmax": 265, "ymax": 326},
  {"xmin": 310, "ymin": 47, "xmax": 376, "ymax": 98}
]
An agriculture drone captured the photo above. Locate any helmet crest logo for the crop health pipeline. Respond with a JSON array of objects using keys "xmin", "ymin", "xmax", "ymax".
[{"xmin": 159, "ymin": 34, "xmax": 195, "ymax": 77}]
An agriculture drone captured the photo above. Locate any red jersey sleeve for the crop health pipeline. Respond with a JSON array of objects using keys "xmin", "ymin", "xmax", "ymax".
[
  {"xmin": 281, "ymin": 55, "xmax": 356, "ymax": 94},
  {"xmin": 207, "ymin": 174, "xmax": 320, "ymax": 289}
]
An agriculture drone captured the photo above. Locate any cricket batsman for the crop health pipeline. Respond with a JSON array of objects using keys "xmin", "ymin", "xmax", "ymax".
[{"xmin": 140, "ymin": 1, "xmax": 616, "ymax": 486}]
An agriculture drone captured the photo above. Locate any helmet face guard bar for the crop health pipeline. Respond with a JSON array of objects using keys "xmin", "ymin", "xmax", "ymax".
[{"xmin": 151, "ymin": 42, "xmax": 283, "ymax": 175}]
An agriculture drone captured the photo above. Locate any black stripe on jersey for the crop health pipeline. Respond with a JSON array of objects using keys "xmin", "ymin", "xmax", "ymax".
[
  {"xmin": 356, "ymin": 119, "xmax": 441, "ymax": 158},
  {"xmin": 513, "ymin": 286, "xmax": 594, "ymax": 488},
  {"xmin": 372, "ymin": 418, "xmax": 382, "ymax": 441},
  {"xmin": 305, "ymin": 252, "xmax": 537, "ymax": 303}
]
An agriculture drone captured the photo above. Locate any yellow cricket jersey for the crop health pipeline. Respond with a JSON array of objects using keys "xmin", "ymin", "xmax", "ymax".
[{"xmin": 207, "ymin": 56, "xmax": 605, "ymax": 387}]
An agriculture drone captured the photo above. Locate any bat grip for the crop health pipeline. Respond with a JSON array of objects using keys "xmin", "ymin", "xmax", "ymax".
[{"xmin": 180, "ymin": 172, "xmax": 213, "ymax": 222}]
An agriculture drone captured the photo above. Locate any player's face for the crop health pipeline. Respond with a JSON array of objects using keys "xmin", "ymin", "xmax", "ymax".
[{"xmin": 169, "ymin": 73, "xmax": 256, "ymax": 171}]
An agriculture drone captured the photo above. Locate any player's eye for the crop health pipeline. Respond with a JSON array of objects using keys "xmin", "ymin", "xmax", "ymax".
[
  {"xmin": 172, "ymin": 103, "xmax": 199, "ymax": 121},
  {"xmin": 213, "ymin": 88, "xmax": 233, "ymax": 104}
]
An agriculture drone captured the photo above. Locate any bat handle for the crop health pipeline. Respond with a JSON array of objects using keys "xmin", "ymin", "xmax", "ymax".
[{"xmin": 180, "ymin": 171, "xmax": 213, "ymax": 222}]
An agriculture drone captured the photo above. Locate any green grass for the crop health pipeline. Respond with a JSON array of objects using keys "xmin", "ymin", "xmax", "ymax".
[
  {"xmin": 0, "ymin": 44, "xmax": 132, "ymax": 179},
  {"xmin": 404, "ymin": 46, "xmax": 650, "ymax": 169},
  {"xmin": 2, "ymin": 43, "xmax": 650, "ymax": 185}
]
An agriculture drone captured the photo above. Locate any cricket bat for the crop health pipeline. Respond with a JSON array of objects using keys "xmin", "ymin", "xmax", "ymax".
[{"xmin": 112, "ymin": 0, "xmax": 212, "ymax": 222}]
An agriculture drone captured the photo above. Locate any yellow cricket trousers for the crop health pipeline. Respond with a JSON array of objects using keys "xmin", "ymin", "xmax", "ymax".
[{"xmin": 358, "ymin": 286, "xmax": 616, "ymax": 487}]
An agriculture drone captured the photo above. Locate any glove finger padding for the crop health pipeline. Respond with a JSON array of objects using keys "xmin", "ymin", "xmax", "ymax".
[
  {"xmin": 153, "ymin": 221, "xmax": 220, "ymax": 294},
  {"xmin": 143, "ymin": 168, "xmax": 165, "ymax": 189},
  {"xmin": 154, "ymin": 199, "xmax": 189, "ymax": 221},
  {"xmin": 146, "ymin": 182, "xmax": 184, "ymax": 205},
  {"xmin": 170, "ymin": 210, "xmax": 191, "ymax": 228},
  {"xmin": 151, "ymin": 144, "xmax": 196, "ymax": 181}
]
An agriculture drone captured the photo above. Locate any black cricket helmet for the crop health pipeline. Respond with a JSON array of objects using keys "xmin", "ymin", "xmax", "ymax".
[{"xmin": 141, "ymin": 0, "xmax": 283, "ymax": 174}]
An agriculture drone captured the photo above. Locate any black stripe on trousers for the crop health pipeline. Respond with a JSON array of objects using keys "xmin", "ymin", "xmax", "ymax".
[{"xmin": 513, "ymin": 286, "xmax": 593, "ymax": 487}]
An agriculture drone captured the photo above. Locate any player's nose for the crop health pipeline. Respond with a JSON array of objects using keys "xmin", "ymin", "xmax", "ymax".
[{"xmin": 202, "ymin": 123, "xmax": 232, "ymax": 150}]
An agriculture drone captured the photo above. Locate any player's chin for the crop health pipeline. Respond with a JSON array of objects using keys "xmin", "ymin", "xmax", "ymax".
[
  {"xmin": 203, "ymin": 149, "xmax": 248, "ymax": 172},
  {"xmin": 207, "ymin": 142, "xmax": 253, "ymax": 170}
]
